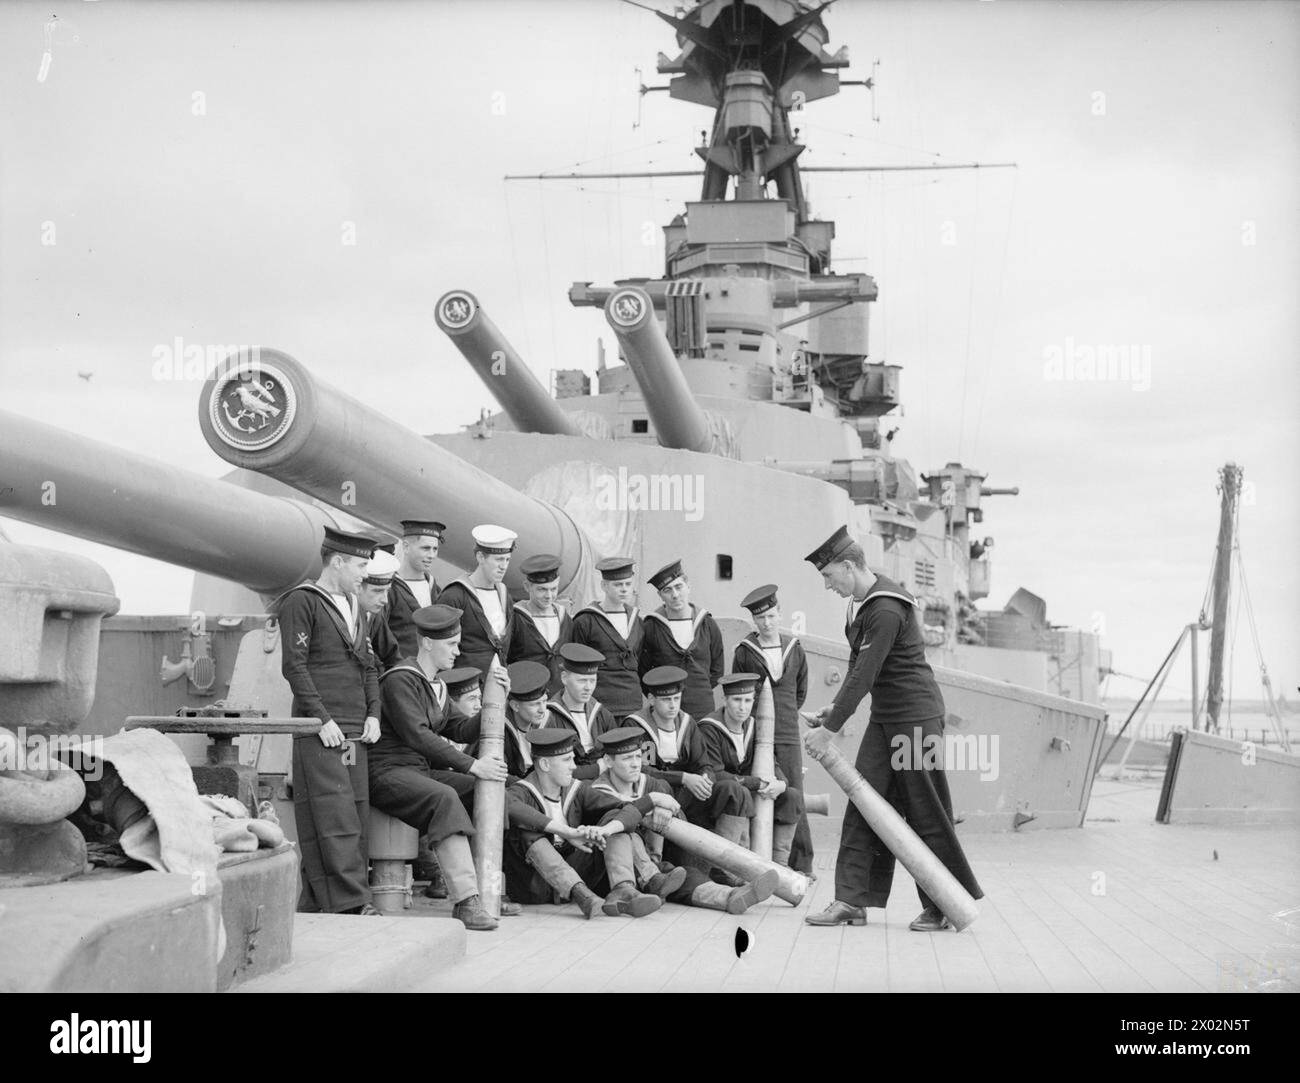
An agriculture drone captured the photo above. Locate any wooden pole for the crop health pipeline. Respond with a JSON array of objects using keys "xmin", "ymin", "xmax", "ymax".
[
  {"xmin": 1206, "ymin": 463, "xmax": 1242, "ymax": 733},
  {"xmin": 472, "ymin": 659, "xmax": 507, "ymax": 917},
  {"xmin": 810, "ymin": 742, "xmax": 980, "ymax": 930},
  {"xmin": 646, "ymin": 817, "xmax": 808, "ymax": 906},
  {"xmin": 750, "ymin": 680, "xmax": 776, "ymax": 859}
]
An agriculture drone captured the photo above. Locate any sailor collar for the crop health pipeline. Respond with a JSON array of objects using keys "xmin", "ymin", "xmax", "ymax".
[
  {"xmin": 644, "ymin": 605, "xmax": 710, "ymax": 633},
  {"xmin": 738, "ymin": 632, "xmax": 799, "ymax": 667},
  {"xmin": 578, "ymin": 604, "xmax": 640, "ymax": 639},
  {"xmin": 590, "ymin": 771, "xmax": 648, "ymax": 803}
]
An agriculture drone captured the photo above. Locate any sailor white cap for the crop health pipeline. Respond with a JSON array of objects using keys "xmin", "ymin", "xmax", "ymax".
[
  {"xmin": 362, "ymin": 549, "xmax": 401, "ymax": 584},
  {"xmin": 471, "ymin": 524, "xmax": 518, "ymax": 554}
]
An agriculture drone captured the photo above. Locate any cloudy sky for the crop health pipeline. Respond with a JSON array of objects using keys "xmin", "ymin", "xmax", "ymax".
[{"xmin": 2, "ymin": 0, "xmax": 1297, "ymax": 705}]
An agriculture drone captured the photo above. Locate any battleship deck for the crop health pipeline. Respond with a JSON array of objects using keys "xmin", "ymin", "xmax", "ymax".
[{"xmin": 403, "ymin": 779, "xmax": 1299, "ymax": 993}]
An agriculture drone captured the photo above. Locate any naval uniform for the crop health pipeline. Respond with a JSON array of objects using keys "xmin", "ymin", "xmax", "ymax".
[
  {"xmin": 363, "ymin": 609, "xmax": 401, "ymax": 673},
  {"xmin": 368, "ymin": 661, "xmax": 478, "ymax": 843},
  {"xmin": 639, "ymin": 605, "xmax": 725, "ymax": 720},
  {"xmin": 436, "ymin": 578, "xmax": 513, "ymax": 676},
  {"xmin": 503, "ymin": 773, "xmax": 652, "ymax": 904},
  {"xmin": 508, "ymin": 602, "xmax": 573, "ymax": 695},
  {"xmin": 699, "ymin": 708, "xmax": 803, "ymax": 828},
  {"xmin": 386, "ymin": 575, "xmax": 439, "ymax": 659},
  {"xmin": 543, "ymin": 696, "xmax": 617, "ymax": 779},
  {"xmin": 620, "ymin": 709, "xmax": 717, "ymax": 826},
  {"xmin": 570, "ymin": 604, "xmax": 645, "ymax": 719},
  {"xmin": 822, "ymin": 575, "xmax": 983, "ymax": 910},
  {"xmin": 276, "ymin": 582, "xmax": 379, "ymax": 914},
  {"xmin": 587, "ymin": 769, "xmax": 713, "ymax": 904},
  {"xmin": 733, "ymin": 632, "xmax": 813, "ymax": 874}
]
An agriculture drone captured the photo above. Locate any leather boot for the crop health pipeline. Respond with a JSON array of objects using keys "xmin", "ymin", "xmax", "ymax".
[
  {"xmin": 909, "ymin": 906, "xmax": 952, "ymax": 932},
  {"xmin": 724, "ymin": 868, "xmax": 780, "ymax": 914},
  {"xmin": 643, "ymin": 863, "xmax": 687, "ymax": 899},
  {"xmin": 601, "ymin": 880, "xmax": 662, "ymax": 918},
  {"xmin": 805, "ymin": 900, "xmax": 867, "ymax": 927},
  {"xmin": 772, "ymin": 822, "xmax": 797, "ymax": 868},
  {"xmin": 451, "ymin": 894, "xmax": 499, "ymax": 931},
  {"xmin": 571, "ymin": 883, "xmax": 603, "ymax": 920},
  {"xmin": 525, "ymin": 838, "xmax": 594, "ymax": 917}
]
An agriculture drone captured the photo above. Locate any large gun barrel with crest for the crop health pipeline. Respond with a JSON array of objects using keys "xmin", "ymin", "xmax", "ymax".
[
  {"xmin": 603, "ymin": 286, "xmax": 714, "ymax": 454},
  {"xmin": 434, "ymin": 290, "xmax": 581, "ymax": 437},
  {"xmin": 197, "ymin": 349, "xmax": 592, "ymax": 595}
]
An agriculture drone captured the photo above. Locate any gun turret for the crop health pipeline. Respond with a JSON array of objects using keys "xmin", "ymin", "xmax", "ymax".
[
  {"xmin": 0, "ymin": 408, "xmax": 332, "ymax": 595},
  {"xmin": 197, "ymin": 349, "xmax": 592, "ymax": 595},
  {"xmin": 434, "ymin": 290, "xmax": 581, "ymax": 437},
  {"xmin": 602, "ymin": 286, "xmax": 715, "ymax": 454}
]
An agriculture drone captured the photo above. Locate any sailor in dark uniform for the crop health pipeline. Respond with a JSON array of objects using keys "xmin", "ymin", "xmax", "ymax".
[
  {"xmin": 455, "ymin": 660, "xmax": 551, "ymax": 779},
  {"xmin": 570, "ymin": 556, "xmax": 644, "ymax": 720},
  {"xmin": 639, "ymin": 558, "xmax": 724, "ymax": 720},
  {"xmin": 589, "ymin": 727, "xmax": 779, "ymax": 914},
  {"xmin": 698, "ymin": 673, "xmax": 802, "ymax": 854},
  {"xmin": 621, "ymin": 666, "xmax": 714, "ymax": 825},
  {"xmin": 442, "ymin": 666, "xmax": 483, "ymax": 723},
  {"xmin": 544, "ymin": 642, "xmax": 618, "ymax": 778},
  {"xmin": 386, "ymin": 519, "xmax": 445, "ymax": 657},
  {"xmin": 508, "ymin": 553, "xmax": 573, "ymax": 694},
  {"xmin": 802, "ymin": 525, "xmax": 984, "ymax": 931},
  {"xmin": 369, "ymin": 604, "xmax": 505, "ymax": 931},
  {"xmin": 733, "ymin": 584, "xmax": 814, "ymax": 875},
  {"xmin": 357, "ymin": 548, "xmax": 402, "ymax": 672},
  {"xmin": 276, "ymin": 526, "xmax": 381, "ymax": 915},
  {"xmin": 503, "ymin": 730, "xmax": 663, "ymax": 919},
  {"xmin": 435, "ymin": 524, "xmax": 516, "ymax": 676}
]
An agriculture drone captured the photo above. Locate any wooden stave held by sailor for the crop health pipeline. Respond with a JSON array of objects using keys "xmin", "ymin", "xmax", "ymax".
[
  {"xmin": 750, "ymin": 678, "xmax": 777, "ymax": 859},
  {"xmin": 808, "ymin": 740, "xmax": 980, "ymax": 930}
]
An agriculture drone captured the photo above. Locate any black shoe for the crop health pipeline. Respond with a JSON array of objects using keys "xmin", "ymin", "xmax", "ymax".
[
  {"xmin": 909, "ymin": 907, "xmax": 952, "ymax": 932},
  {"xmin": 804, "ymin": 900, "xmax": 867, "ymax": 927},
  {"xmin": 500, "ymin": 896, "xmax": 523, "ymax": 917},
  {"xmin": 571, "ymin": 883, "xmax": 603, "ymax": 920},
  {"xmin": 422, "ymin": 872, "xmax": 449, "ymax": 900},
  {"xmin": 452, "ymin": 894, "xmax": 499, "ymax": 931},
  {"xmin": 643, "ymin": 865, "xmax": 687, "ymax": 899},
  {"xmin": 601, "ymin": 881, "xmax": 662, "ymax": 918}
]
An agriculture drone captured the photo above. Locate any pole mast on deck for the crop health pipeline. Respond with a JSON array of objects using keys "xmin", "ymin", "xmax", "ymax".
[{"xmin": 1204, "ymin": 462, "xmax": 1243, "ymax": 734}]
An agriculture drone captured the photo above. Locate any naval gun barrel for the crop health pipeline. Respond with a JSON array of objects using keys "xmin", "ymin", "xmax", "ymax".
[
  {"xmin": 602, "ymin": 286, "xmax": 713, "ymax": 454},
  {"xmin": 434, "ymin": 290, "xmax": 580, "ymax": 437},
  {"xmin": 0, "ymin": 408, "xmax": 331, "ymax": 594},
  {"xmin": 197, "ymin": 349, "xmax": 589, "ymax": 594}
]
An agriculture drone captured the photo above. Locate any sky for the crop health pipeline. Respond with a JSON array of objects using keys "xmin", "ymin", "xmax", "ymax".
[{"xmin": 1, "ymin": 0, "xmax": 1297, "ymax": 705}]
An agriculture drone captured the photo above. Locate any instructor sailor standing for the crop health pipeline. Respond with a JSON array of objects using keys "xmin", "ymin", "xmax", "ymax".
[{"xmin": 801, "ymin": 525, "xmax": 983, "ymax": 931}]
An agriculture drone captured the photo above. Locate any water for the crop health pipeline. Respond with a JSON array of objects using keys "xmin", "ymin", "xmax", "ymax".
[{"xmin": 1102, "ymin": 702, "xmax": 1298, "ymax": 749}]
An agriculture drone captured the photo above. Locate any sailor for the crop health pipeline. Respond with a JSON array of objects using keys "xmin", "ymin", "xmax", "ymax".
[
  {"xmin": 368, "ymin": 604, "xmax": 507, "ymax": 931},
  {"xmin": 275, "ymin": 526, "xmax": 381, "ymax": 916},
  {"xmin": 802, "ymin": 525, "xmax": 984, "ymax": 931},
  {"xmin": 621, "ymin": 666, "xmax": 713, "ymax": 821},
  {"xmin": 508, "ymin": 553, "xmax": 573, "ymax": 694},
  {"xmin": 589, "ymin": 727, "xmax": 779, "ymax": 915},
  {"xmin": 639, "ymin": 558, "xmax": 724, "ymax": 719},
  {"xmin": 387, "ymin": 519, "xmax": 446, "ymax": 657},
  {"xmin": 357, "ymin": 547, "xmax": 402, "ymax": 672},
  {"xmin": 503, "ymin": 730, "xmax": 663, "ymax": 919},
  {"xmin": 698, "ymin": 673, "xmax": 802, "ymax": 859},
  {"xmin": 436, "ymin": 524, "xmax": 516, "ymax": 675},
  {"xmin": 544, "ymin": 642, "xmax": 618, "ymax": 777},
  {"xmin": 454, "ymin": 660, "xmax": 551, "ymax": 779},
  {"xmin": 570, "ymin": 556, "xmax": 645, "ymax": 720},
  {"xmin": 733, "ymin": 583, "xmax": 814, "ymax": 876},
  {"xmin": 442, "ymin": 666, "xmax": 484, "ymax": 722}
]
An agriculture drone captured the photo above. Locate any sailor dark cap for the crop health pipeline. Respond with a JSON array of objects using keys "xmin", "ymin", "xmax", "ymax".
[
  {"xmin": 804, "ymin": 525, "xmax": 855, "ymax": 571},
  {"xmin": 597, "ymin": 726, "xmax": 646, "ymax": 756},
  {"xmin": 507, "ymin": 660, "xmax": 551, "ymax": 702},
  {"xmin": 363, "ymin": 549, "xmax": 401, "ymax": 585},
  {"xmin": 472, "ymin": 524, "xmax": 517, "ymax": 554},
  {"xmin": 642, "ymin": 665, "xmax": 687, "ymax": 696},
  {"xmin": 527, "ymin": 729, "xmax": 576, "ymax": 758},
  {"xmin": 648, "ymin": 559, "xmax": 685, "ymax": 592},
  {"xmin": 441, "ymin": 666, "xmax": 483, "ymax": 698},
  {"xmin": 596, "ymin": 556, "xmax": 635, "ymax": 580},
  {"xmin": 401, "ymin": 520, "xmax": 446, "ymax": 540},
  {"xmin": 720, "ymin": 672, "xmax": 760, "ymax": 696},
  {"xmin": 412, "ymin": 604, "xmax": 461, "ymax": 640},
  {"xmin": 520, "ymin": 554, "xmax": 561, "ymax": 584},
  {"xmin": 322, "ymin": 527, "xmax": 376, "ymax": 560},
  {"xmin": 558, "ymin": 642, "xmax": 604, "ymax": 674},
  {"xmin": 368, "ymin": 531, "xmax": 400, "ymax": 556},
  {"xmin": 741, "ymin": 583, "xmax": 779, "ymax": 614}
]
